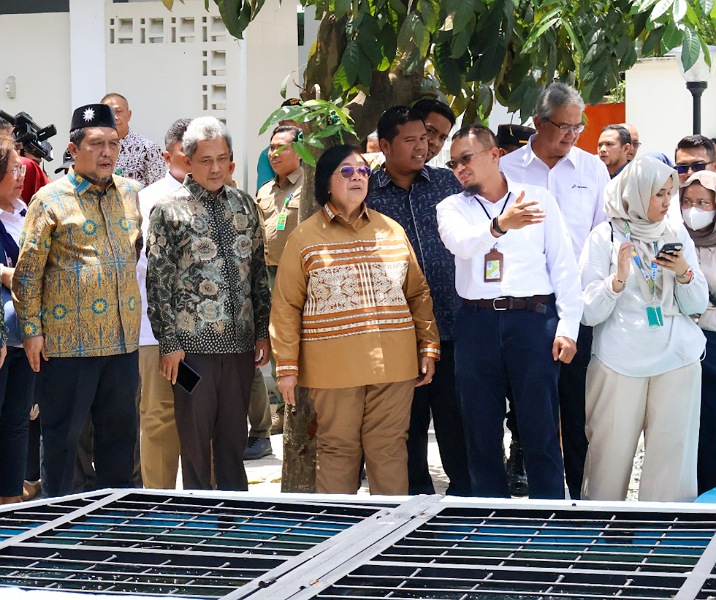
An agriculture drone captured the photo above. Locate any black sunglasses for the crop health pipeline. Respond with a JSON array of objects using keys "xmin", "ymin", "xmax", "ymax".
[{"xmin": 675, "ymin": 161, "xmax": 712, "ymax": 175}]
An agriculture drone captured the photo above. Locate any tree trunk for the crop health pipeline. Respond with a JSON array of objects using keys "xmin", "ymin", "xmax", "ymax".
[{"xmin": 280, "ymin": 151, "xmax": 321, "ymax": 493}]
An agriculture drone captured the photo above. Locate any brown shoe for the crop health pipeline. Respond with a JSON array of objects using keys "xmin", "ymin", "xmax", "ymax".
[{"xmin": 270, "ymin": 405, "xmax": 284, "ymax": 435}]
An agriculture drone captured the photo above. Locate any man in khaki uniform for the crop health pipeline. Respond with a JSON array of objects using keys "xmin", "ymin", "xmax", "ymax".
[{"xmin": 245, "ymin": 124, "xmax": 302, "ymax": 459}]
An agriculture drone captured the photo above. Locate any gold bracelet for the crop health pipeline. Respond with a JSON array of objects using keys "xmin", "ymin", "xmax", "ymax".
[
  {"xmin": 676, "ymin": 267, "xmax": 692, "ymax": 280},
  {"xmin": 614, "ymin": 274, "xmax": 626, "ymax": 285}
]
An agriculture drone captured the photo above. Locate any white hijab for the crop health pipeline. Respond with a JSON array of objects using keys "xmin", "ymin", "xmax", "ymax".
[{"xmin": 604, "ymin": 156, "xmax": 681, "ymax": 314}]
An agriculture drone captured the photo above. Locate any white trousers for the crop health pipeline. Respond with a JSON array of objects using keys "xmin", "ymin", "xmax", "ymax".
[{"xmin": 582, "ymin": 357, "xmax": 701, "ymax": 502}]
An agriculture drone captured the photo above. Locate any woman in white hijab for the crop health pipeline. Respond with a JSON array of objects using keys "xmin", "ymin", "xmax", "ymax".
[
  {"xmin": 680, "ymin": 170, "xmax": 716, "ymax": 497},
  {"xmin": 579, "ymin": 156, "xmax": 708, "ymax": 502}
]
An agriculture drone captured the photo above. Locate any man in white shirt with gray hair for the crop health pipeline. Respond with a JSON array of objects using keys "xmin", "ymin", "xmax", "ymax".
[
  {"xmin": 499, "ymin": 82, "xmax": 609, "ymax": 500},
  {"xmin": 437, "ymin": 124, "xmax": 583, "ymax": 499}
]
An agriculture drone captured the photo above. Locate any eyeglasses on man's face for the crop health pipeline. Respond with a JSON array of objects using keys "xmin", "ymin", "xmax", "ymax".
[
  {"xmin": 446, "ymin": 148, "xmax": 491, "ymax": 170},
  {"xmin": 545, "ymin": 118, "xmax": 585, "ymax": 134},
  {"xmin": 675, "ymin": 161, "xmax": 713, "ymax": 175}
]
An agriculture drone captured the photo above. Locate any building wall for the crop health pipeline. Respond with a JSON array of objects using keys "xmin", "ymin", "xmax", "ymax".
[
  {"xmin": 625, "ymin": 55, "xmax": 716, "ymax": 159},
  {"xmin": 0, "ymin": 12, "xmax": 72, "ymax": 168},
  {"xmin": 0, "ymin": 0, "xmax": 299, "ymax": 192},
  {"xmin": 106, "ymin": 0, "xmax": 300, "ymax": 193}
]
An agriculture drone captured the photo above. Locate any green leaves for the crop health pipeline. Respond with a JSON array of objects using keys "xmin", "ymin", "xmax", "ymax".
[
  {"xmin": 196, "ymin": 0, "xmax": 715, "ymax": 137},
  {"xmin": 258, "ymin": 99, "xmax": 357, "ymax": 167}
]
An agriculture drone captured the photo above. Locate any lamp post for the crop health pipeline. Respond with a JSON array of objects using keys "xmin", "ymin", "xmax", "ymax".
[{"xmin": 675, "ymin": 46, "xmax": 715, "ymax": 135}]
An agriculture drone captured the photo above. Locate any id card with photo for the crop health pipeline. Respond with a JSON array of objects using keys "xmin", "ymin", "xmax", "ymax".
[{"xmin": 484, "ymin": 248, "xmax": 503, "ymax": 282}]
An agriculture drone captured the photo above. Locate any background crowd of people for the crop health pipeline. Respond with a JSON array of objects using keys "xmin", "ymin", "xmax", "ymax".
[{"xmin": 0, "ymin": 80, "xmax": 714, "ymax": 505}]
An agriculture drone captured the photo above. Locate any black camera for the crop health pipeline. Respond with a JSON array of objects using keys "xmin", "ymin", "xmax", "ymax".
[{"xmin": 0, "ymin": 110, "xmax": 56, "ymax": 161}]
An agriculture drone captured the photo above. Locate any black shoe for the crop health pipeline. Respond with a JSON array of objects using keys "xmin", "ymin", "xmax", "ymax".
[
  {"xmin": 244, "ymin": 436, "xmax": 272, "ymax": 460},
  {"xmin": 506, "ymin": 441, "xmax": 529, "ymax": 496}
]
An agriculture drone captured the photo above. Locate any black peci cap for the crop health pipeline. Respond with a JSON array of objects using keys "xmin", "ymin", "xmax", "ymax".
[
  {"xmin": 496, "ymin": 124, "xmax": 535, "ymax": 148},
  {"xmin": 70, "ymin": 104, "xmax": 116, "ymax": 132}
]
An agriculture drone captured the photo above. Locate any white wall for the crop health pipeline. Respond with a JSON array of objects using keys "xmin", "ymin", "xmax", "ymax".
[
  {"xmin": 0, "ymin": 12, "xmax": 72, "ymax": 172},
  {"xmin": 0, "ymin": 1, "xmax": 299, "ymax": 190},
  {"xmin": 625, "ymin": 55, "xmax": 716, "ymax": 159},
  {"xmin": 105, "ymin": 0, "xmax": 300, "ymax": 193}
]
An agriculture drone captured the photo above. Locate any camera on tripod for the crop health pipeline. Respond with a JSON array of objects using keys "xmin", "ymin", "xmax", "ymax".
[{"xmin": 0, "ymin": 110, "xmax": 56, "ymax": 161}]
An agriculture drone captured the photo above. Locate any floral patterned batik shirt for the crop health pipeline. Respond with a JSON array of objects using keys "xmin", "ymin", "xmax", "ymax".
[{"xmin": 145, "ymin": 176, "xmax": 271, "ymax": 356}]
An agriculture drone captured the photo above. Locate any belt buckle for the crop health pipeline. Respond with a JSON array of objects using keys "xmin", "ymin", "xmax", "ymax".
[{"xmin": 492, "ymin": 297, "xmax": 509, "ymax": 311}]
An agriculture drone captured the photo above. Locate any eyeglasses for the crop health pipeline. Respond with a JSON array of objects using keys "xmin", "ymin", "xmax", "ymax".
[
  {"xmin": 675, "ymin": 161, "xmax": 713, "ymax": 175},
  {"xmin": 545, "ymin": 118, "xmax": 585, "ymax": 134},
  {"xmin": 446, "ymin": 148, "xmax": 491, "ymax": 170},
  {"xmin": 335, "ymin": 165, "xmax": 371, "ymax": 179},
  {"xmin": 680, "ymin": 199, "xmax": 715, "ymax": 210},
  {"xmin": 11, "ymin": 164, "xmax": 26, "ymax": 178}
]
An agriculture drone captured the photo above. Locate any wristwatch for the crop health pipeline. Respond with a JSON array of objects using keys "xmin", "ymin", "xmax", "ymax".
[{"xmin": 492, "ymin": 217, "xmax": 507, "ymax": 236}]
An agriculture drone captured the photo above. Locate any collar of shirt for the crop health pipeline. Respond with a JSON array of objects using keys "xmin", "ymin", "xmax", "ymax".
[
  {"xmin": 67, "ymin": 167, "xmax": 118, "ymax": 195},
  {"xmin": 183, "ymin": 175, "xmax": 228, "ymax": 203},
  {"xmin": 1, "ymin": 197, "xmax": 27, "ymax": 216},
  {"xmin": 278, "ymin": 167, "xmax": 303, "ymax": 187},
  {"xmin": 323, "ymin": 201, "xmax": 370, "ymax": 225},
  {"xmin": 374, "ymin": 164, "xmax": 431, "ymax": 189},
  {"xmin": 523, "ymin": 135, "xmax": 577, "ymax": 170}
]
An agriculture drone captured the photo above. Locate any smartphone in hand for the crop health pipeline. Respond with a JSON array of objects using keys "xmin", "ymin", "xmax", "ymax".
[
  {"xmin": 176, "ymin": 360, "xmax": 201, "ymax": 394},
  {"xmin": 657, "ymin": 242, "xmax": 683, "ymax": 259}
]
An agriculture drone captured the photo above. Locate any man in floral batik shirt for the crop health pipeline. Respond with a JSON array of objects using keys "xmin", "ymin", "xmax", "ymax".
[{"xmin": 146, "ymin": 116, "xmax": 271, "ymax": 491}]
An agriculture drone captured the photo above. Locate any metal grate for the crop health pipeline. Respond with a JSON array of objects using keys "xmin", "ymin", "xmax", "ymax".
[
  {"xmin": 314, "ymin": 563, "xmax": 686, "ymax": 599},
  {"xmin": 28, "ymin": 492, "xmax": 378, "ymax": 556},
  {"xmin": 0, "ymin": 493, "xmax": 109, "ymax": 542},
  {"xmin": 0, "ymin": 491, "xmax": 389, "ymax": 598},
  {"xmin": 3, "ymin": 494, "xmax": 716, "ymax": 599},
  {"xmin": 266, "ymin": 500, "xmax": 716, "ymax": 600},
  {"xmin": 0, "ymin": 544, "xmax": 274, "ymax": 597},
  {"xmin": 379, "ymin": 507, "xmax": 715, "ymax": 574}
]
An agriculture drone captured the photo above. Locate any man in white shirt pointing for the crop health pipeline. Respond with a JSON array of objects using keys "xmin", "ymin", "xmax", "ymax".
[{"xmin": 437, "ymin": 125, "xmax": 583, "ymax": 499}]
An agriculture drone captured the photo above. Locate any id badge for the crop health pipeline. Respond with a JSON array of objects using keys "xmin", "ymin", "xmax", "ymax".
[
  {"xmin": 484, "ymin": 248, "xmax": 504, "ymax": 282},
  {"xmin": 276, "ymin": 213, "xmax": 288, "ymax": 231},
  {"xmin": 646, "ymin": 303, "xmax": 664, "ymax": 328}
]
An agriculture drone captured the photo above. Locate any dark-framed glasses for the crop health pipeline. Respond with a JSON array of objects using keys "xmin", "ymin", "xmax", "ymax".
[
  {"xmin": 336, "ymin": 165, "xmax": 371, "ymax": 179},
  {"xmin": 675, "ymin": 161, "xmax": 713, "ymax": 175},
  {"xmin": 545, "ymin": 118, "xmax": 585, "ymax": 134}
]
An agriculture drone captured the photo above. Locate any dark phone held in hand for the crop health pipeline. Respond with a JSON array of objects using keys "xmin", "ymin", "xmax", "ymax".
[
  {"xmin": 657, "ymin": 242, "xmax": 683, "ymax": 258},
  {"xmin": 176, "ymin": 360, "xmax": 201, "ymax": 394}
]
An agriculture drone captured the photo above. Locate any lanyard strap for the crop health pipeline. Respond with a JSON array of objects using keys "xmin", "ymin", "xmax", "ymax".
[
  {"xmin": 474, "ymin": 191, "xmax": 511, "ymax": 221},
  {"xmin": 623, "ymin": 222, "xmax": 658, "ymax": 296}
]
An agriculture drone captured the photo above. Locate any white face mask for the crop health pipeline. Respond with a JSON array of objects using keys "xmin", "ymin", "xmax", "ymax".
[{"xmin": 682, "ymin": 206, "xmax": 716, "ymax": 231}]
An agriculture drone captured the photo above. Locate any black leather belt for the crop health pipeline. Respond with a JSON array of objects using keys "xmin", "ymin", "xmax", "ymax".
[{"xmin": 462, "ymin": 294, "xmax": 555, "ymax": 313}]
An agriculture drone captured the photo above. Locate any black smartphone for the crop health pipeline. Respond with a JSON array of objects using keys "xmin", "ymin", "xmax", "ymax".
[
  {"xmin": 176, "ymin": 360, "xmax": 201, "ymax": 394},
  {"xmin": 657, "ymin": 242, "xmax": 683, "ymax": 257}
]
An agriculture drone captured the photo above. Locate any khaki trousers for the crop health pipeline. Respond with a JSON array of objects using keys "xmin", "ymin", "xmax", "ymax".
[
  {"xmin": 310, "ymin": 380, "xmax": 414, "ymax": 495},
  {"xmin": 582, "ymin": 357, "xmax": 701, "ymax": 502},
  {"xmin": 247, "ymin": 368, "xmax": 272, "ymax": 438},
  {"xmin": 139, "ymin": 346, "xmax": 180, "ymax": 489}
]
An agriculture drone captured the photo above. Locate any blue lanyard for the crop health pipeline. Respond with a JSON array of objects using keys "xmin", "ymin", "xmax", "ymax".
[{"xmin": 623, "ymin": 222, "xmax": 658, "ymax": 296}]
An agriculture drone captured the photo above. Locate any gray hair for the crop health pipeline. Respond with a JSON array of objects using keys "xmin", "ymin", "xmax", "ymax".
[
  {"xmin": 534, "ymin": 82, "xmax": 584, "ymax": 120},
  {"xmin": 164, "ymin": 118, "xmax": 191, "ymax": 150},
  {"xmin": 183, "ymin": 116, "xmax": 232, "ymax": 159}
]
